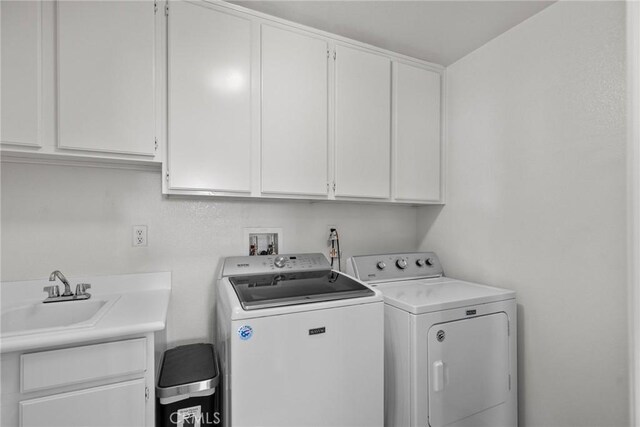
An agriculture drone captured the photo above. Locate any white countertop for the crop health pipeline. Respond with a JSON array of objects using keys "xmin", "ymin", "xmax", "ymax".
[{"xmin": 0, "ymin": 272, "xmax": 171, "ymax": 353}]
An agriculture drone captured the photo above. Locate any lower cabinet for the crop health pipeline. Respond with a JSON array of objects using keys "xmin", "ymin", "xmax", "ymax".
[
  {"xmin": 0, "ymin": 334, "xmax": 156, "ymax": 427},
  {"xmin": 20, "ymin": 380, "xmax": 145, "ymax": 427}
]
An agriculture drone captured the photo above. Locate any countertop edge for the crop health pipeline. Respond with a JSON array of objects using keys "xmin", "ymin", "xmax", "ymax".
[{"xmin": 0, "ymin": 320, "xmax": 167, "ymax": 354}]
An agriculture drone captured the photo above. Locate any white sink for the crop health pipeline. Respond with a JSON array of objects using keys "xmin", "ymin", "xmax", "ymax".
[{"xmin": 1, "ymin": 297, "xmax": 119, "ymax": 338}]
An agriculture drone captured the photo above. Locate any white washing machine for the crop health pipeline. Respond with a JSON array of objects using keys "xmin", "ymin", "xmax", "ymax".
[
  {"xmin": 347, "ymin": 252, "xmax": 517, "ymax": 427},
  {"xmin": 216, "ymin": 253, "xmax": 384, "ymax": 427}
]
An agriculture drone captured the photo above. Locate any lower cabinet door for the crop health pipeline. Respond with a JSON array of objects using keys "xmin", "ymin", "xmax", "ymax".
[{"xmin": 20, "ymin": 379, "xmax": 145, "ymax": 427}]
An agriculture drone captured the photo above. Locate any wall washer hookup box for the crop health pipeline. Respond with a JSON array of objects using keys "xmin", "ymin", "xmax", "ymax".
[{"xmin": 243, "ymin": 227, "xmax": 282, "ymax": 256}]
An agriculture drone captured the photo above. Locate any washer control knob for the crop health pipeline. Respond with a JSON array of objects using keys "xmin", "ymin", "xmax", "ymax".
[
  {"xmin": 396, "ymin": 258, "xmax": 408, "ymax": 269},
  {"xmin": 416, "ymin": 259, "xmax": 425, "ymax": 267},
  {"xmin": 376, "ymin": 261, "xmax": 386, "ymax": 270},
  {"xmin": 274, "ymin": 256, "xmax": 287, "ymax": 268},
  {"xmin": 425, "ymin": 258, "xmax": 434, "ymax": 266}
]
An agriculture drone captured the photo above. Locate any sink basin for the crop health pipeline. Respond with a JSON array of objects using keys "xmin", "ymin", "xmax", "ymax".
[{"xmin": 1, "ymin": 297, "xmax": 118, "ymax": 338}]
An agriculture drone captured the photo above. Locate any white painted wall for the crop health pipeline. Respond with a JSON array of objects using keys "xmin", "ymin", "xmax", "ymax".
[
  {"xmin": 0, "ymin": 162, "xmax": 418, "ymax": 345},
  {"xmin": 627, "ymin": 2, "xmax": 640, "ymax": 424},
  {"xmin": 0, "ymin": 2, "xmax": 630, "ymax": 423},
  {"xmin": 418, "ymin": 2, "xmax": 628, "ymax": 426}
]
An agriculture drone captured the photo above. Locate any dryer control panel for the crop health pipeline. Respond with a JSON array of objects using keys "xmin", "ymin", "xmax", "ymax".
[{"xmin": 347, "ymin": 252, "xmax": 444, "ymax": 283}]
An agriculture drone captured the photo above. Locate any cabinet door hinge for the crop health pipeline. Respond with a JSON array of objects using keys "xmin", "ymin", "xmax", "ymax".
[
  {"xmin": 333, "ymin": 50, "xmax": 336, "ymax": 60},
  {"xmin": 154, "ymin": 1, "xmax": 157, "ymax": 14},
  {"xmin": 166, "ymin": 171, "xmax": 170, "ymax": 182},
  {"xmin": 332, "ymin": 182, "xmax": 336, "ymax": 193},
  {"xmin": 154, "ymin": 138, "xmax": 158, "ymax": 151},
  {"xmin": 164, "ymin": 3, "xmax": 169, "ymax": 16},
  {"xmin": 145, "ymin": 387, "xmax": 150, "ymax": 401}
]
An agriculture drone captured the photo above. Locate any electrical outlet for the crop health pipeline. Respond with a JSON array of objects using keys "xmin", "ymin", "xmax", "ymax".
[{"xmin": 132, "ymin": 225, "xmax": 148, "ymax": 247}]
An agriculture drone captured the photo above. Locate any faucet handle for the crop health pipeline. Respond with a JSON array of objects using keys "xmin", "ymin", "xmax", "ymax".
[
  {"xmin": 75, "ymin": 283, "xmax": 91, "ymax": 296},
  {"xmin": 44, "ymin": 285, "xmax": 60, "ymax": 298}
]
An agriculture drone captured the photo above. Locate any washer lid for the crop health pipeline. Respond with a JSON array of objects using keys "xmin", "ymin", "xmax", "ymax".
[
  {"xmin": 229, "ymin": 270, "xmax": 376, "ymax": 310},
  {"xmin": 375, "ymin": 277, "xmax": 515, "ymax": 314}
]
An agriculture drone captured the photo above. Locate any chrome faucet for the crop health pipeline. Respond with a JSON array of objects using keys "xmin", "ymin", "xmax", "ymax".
[
  {"xmin": 44, "ymin": 270, "xmax": 91, "ymax": 303},
  {"xmin": 49, "ymin": 270, "xmax": 73, "ymax": 296}
]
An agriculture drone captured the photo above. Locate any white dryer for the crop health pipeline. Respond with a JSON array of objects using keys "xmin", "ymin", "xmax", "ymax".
[
  {"xmin": 217, "ymin": 253, "xmax": 384, "ymax": 427},
  {"xmin": 347, "ymin": 252, "xmax": 517, "ymax": 427}
]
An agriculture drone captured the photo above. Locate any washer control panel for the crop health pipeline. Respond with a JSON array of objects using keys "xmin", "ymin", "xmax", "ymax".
[
  {"xmin": 222, "ymin": 253, "xmax": 331, "ymax": 276},
  {"xmin": 347, "ymin": 252, "xmax": 444, "ymax": 282}
]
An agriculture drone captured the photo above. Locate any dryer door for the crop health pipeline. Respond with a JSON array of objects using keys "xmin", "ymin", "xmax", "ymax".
[{"xmin": 427, "ymin": 313, "xmax": 510, "ymax": 427}]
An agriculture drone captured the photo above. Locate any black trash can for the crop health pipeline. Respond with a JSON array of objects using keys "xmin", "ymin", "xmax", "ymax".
[{"xmin": 156, "ymin": 343, "xmax": 221, "ymax": 427}]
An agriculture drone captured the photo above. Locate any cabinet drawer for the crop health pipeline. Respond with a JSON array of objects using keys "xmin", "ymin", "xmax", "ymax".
[
  {"xmin": 21, "ymin": 338, "xmax": 146, "ymax": 393},
  {"xmin": 20, "ymin": 378, "xmax": 145, "ymax": 427}
]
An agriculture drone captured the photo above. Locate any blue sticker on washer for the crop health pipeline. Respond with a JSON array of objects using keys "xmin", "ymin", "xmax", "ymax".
[{"xmin": 238, "ymin": 325, "xmax": 253, "ymax": 341}]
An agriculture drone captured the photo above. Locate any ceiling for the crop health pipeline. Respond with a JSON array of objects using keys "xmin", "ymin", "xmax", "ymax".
[{"xmin": 230, "ymin": 1, "xmax": 555, "ymax": 66}]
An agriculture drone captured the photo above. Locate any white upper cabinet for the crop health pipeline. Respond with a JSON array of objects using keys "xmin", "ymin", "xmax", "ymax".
[
  {"xmin": 1, "ymin": 1, "xmax": 444, "ymax": 203},
  {"xmin": 334, "ymin": 45, "xmax": 391, "ymax": 199},
  {"xmin": 167, "ymin": 2, "xmax": 252, "ymax": 193},
  {"xmin": 261, "ymin": 25, "xmax": 329, "ymax": 196},
  {"xmin": 394, "ymin": 62, "xmax": 442, "ymax": 202},
  {"xmin": 56, "ymin": 1, "xmax": 155, "ymax": 156},
  {"xmin": 1, "ymin": 1, "xmax": 41, "ymax": 147}
]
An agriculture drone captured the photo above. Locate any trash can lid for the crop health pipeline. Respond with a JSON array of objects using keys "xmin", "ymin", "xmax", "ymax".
[{"xmin": 157, "ymin": 343, "xmax": 219, "ymax": 399}]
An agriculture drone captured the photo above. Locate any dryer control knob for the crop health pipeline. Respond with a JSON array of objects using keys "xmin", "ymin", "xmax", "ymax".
[
  {"xmin": 396, "ymin": 258, "xmax": 408, "ymax": 269},
  {"xmin": 425, "ymin": 258, "xmax": 434, "ymax": 266},
  {"xmin": 376, "ymin": 261, "xmax": 386, "ymax": 270},
  {"xmin": 416, "ymin": 259, "xmax": 425, "ymax": 267},
  {"xmin": 274, "ymin": 256, "xmax": 287, "ymax": 268}
]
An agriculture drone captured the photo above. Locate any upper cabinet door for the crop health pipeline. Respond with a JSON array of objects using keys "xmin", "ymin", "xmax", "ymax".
[
  {"xmin": 56, "ymin": 1, "xmax": 155, "ymax": 156},
  {"xmin": 1, "ymin": 1, "xmax": 41, "ymax": 147},
  {"xmin": 394, "ymin": 62, "xmax": 441, "ymax": 202},
  {"xmin": 334, "ymin": 45, "xmax": 391, "ymax": 199},
  {"xmin": 261, "ymin": 25, "xmax": 329, "ymax": 196},
  {"xmin": 167, "ymin": 2, "xmax": 251, "ymax": 193}
]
